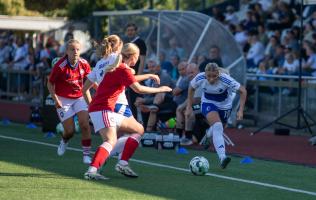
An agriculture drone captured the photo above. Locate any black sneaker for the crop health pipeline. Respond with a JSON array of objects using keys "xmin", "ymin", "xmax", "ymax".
[{"xmin": 220, "ymin": 157, "xmax": 231, "ymax": 169}]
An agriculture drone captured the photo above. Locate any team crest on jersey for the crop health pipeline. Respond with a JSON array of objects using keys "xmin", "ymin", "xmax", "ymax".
[
  {"xmin": 60, "ymin": 112, "xmax": 64, "ymax": 118},
  {"xmin": 80, "ymin": 68, "xmax": 85, "ymax": 75}
]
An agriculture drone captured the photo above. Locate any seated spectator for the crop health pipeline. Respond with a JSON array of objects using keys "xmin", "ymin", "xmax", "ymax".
[
  {"xmin": 277, "ymin": 52, "xmax": 299, "ymax": 76},
  {"xmin": 234, "ymin": 23, "xmax": 248, "ymax": 49},
  {"xmin": 246, "ymin": 31, "xmax": 265, "ymax": 69},
  {"xmin": 173, "ymin": 61, "xmax": 189, "ymax": 106},
  {"xmin": 159, "ymin": 51, "xmax": 173, "ymax": 75},
  {"xmin": 170, "ymin": 54, "xmax": 180, "ymax": 81},
  {"xmin": 175, "ymin": 63, "xmax": 200, "ymax": 145},
  {"xmin": 0, "ymin": 38, "xmax": 11, "ymax": 69},
  {"xmin": 302, "ymin": 43, "xmax": 316, "ymax": 76},
  {"xmin": 264, "ymin": 35, "xmax": 279, "ymax": 60},
  {"xmin": 225, "ymin": 5, "xmax": 239, "ymax": 25},
  {"xmin": 166, "ymin": 37, "xmax": 186, "ymax": 61},
  {"xmin": 134, "ymin": 57, "xmax": 175, "ymax": 131},
  {"xmin": 267, "ymin": 1, "xmax": 295, "ymax": 31}
]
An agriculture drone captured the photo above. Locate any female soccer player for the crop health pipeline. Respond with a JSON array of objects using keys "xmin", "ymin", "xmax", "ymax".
[
  {"xmin": 83, "ymin": 35, "xmax": 160, "ymax": 177},
  {"xmin": 84, "ymin": 43, "xmax": 172, "ymax": 180},
  {"xmin": 47, "ymin": 39, "xmax": 92, "ymax": 164},
  {"xmin": 186, "ymin": 62, "xmax": 247, "ymax": 169}
]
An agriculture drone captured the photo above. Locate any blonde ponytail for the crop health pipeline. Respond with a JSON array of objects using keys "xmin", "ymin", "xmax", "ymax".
[
  {"xmin": 104, "ymin": 54, "xmax": 122, "ymax": 73},
  {"xmin": 205, "ymin": 62, "xmax": 230, "ymax": 75}
]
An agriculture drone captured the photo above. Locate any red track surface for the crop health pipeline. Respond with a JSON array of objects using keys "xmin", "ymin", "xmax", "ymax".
[{"xmin": 221, "ymin": 128, "xmax": 316, "ymax": 166}]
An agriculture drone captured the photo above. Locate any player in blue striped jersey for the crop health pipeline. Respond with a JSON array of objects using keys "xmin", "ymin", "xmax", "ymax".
[{"xmin": 186, "ymin": 62, "xmax": 247, "ymax": 169}]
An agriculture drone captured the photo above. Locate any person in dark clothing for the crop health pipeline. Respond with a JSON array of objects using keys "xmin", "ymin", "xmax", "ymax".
[{"xmin": 125, "ymin": 23, "xmax": 147, "ymax": 119}]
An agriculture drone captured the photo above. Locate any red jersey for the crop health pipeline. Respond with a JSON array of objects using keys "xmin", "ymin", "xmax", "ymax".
[
  {"xmin": 89, "ymin": 63, "xmax": 137, "ymax": 112},
  {"xmin": 48, "ymin": 56, "xmax": 91, "ymax": 99}
]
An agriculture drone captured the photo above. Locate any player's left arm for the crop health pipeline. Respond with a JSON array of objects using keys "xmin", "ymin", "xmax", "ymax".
[
  {"xmin": 236, "ymin": 85, "xmax": 247, "ymax": 120},
  {"xmin": 135, "ymin": 74, "xmax": 160, "ymax": 85},
  {"xmin": 137, "ymin": 55, "xmax": 146, "ymax": 75}
]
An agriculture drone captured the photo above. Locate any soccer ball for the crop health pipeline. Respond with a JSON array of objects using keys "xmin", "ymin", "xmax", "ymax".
[
  {"xmin": 56, "ymin": 122, "xmax": 64, "ymax": 135},
  {"xmin": 55, "ymin": 118, "xmax": 80, "ymax": 135},
  {"xmin": 189, "ymin": 156, "xmax": 209, "ymax": 176}
]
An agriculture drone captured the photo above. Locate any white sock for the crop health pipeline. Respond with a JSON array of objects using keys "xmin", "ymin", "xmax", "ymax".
[
  {"xmin": 212, "ymin": 122, "xmax": 226, "ymax": 160},
  {"xmin": 88, "ymin": 166, "xmax": 97, "ymax": 173},
  {"xmin": 110, "ymin": 135, "xmax": 129, "ymax": 157},
  {"xmin": 206, "ymin": 126, "xmax": 213, "ymax": 138}
]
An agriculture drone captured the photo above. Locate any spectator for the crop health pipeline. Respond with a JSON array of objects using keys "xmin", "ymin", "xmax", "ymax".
[
  {"xmin": 175, "ymin": 63, "xmax": 200, "ymax": 146},
  {"xmin": 173, "ymin": 61, "xmax": 189, "ymax": 106},
  {"xmin": 199, "ymin": 45, "xmax": 223, "ymax": 72},
  {"xmin": 135, "ymin": 57, "xmax": 175, "ymax": 131},
  {"xmin": 246, "ymin": 32, "xmax": 265, "ymax": 69},
  {"xmin": 225, "ymin": 5, "xmax": 239, "ymax": 25},
  {"xmin": 166, "ymin": 37, "xmax": 186, "ymax": 61},
  {"xmin": 125, "ymin": 23, "xmax": 147, "ymax": 119}
]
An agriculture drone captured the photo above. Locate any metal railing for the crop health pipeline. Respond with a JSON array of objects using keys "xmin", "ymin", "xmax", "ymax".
[
  {"xmin": 246, "ymin": 73, "xmax": 316, "ymax": 117},
  {"xmin": 0, "ymin": 68, "xmax": 44, "ymax": 105}
]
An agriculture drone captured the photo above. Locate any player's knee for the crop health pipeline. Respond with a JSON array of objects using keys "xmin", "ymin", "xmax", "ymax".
[{"xmin": 213, "ymin": 122, "xmax": 223, "ymax": 134}]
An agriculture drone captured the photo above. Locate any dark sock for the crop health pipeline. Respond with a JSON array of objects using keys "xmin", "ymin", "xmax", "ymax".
[
  {"xmin": 185, "ymin": 130, "xmax": 193, "ymax": 139},
  {"xmin": 176, "ymin": 128, "xmax": 183, "ymax": 136}
]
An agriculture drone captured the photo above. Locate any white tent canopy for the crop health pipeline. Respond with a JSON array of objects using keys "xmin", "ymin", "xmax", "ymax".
[
  {"xmin": 0, "ymin": 15, "xmax": 67, "ymax": 32},
  {"xmin": 92, "ymin": 10, "xmax": 246, "ymax": 85}
]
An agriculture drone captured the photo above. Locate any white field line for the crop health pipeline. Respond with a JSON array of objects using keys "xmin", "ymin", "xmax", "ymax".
[{"xmin": 0, "ymin": 134, "xmax": 315, "ymax": 197}]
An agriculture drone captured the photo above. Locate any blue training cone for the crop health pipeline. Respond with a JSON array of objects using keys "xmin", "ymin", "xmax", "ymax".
[
  {"xmin": 26, "ymin": 123, "xmax": 37, "ymax": 129},
  {"xmin": 240, "ymin": 156, "xmax": 253, "ymax": 164},
  {"xmin": 2, "ymin": 118, "xmax": 11, "ymax": 125},
  {"xmin": 177, "ymin": 147, "xmax": 188, "ymax": 154},
  {"xmin": 44, "ymin": 132, "xmax": 56, "ymax": 138}
]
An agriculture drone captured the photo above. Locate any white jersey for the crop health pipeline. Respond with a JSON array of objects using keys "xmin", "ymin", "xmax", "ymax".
[
  {"xmin": 87, "ymin": 53, "xmax": 128, "ymax": 105},
  {"xmin": 190, "ymin": 72, "xmax": 240, "ymax": 109}
]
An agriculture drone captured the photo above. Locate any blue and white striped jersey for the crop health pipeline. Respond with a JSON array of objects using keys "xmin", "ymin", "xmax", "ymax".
[{"xmin": 190, "ymin": 72, "xmax": 240, "ymax": 109}]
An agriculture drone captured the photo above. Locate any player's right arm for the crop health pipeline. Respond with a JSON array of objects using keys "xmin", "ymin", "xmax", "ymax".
[
  {"xmin": 47, "ymin": 67, "xmax": 62, "ymax": 108},
  {"xmin": 82, "ymin": 79, "xmax": 98, "ymax": 104},
  {"xmin": 129, "ymin": 82, "xmax": 172, "ymax": 94},
  {"xmin": 83, "ymin": 68, "xmax": 99, "ymax": 104}
]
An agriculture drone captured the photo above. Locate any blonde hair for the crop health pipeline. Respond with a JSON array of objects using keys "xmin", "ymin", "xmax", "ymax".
[
  {"xmin": 104, "ymin": 54, "xmax": 122, "ymax": 73},
  {"xmin": 121, "ymin": 43, "xmax": 139, "ymax": 61},
  {"xmin": 205, "ymin": 62, "xmax": 230, "ymax": 75},
  {"xmin": 104, "ymin": 43, "xmax": 139, "ymax": 73},
  {"xmin": 66, "ymin": 39, "xmax": 80, "ymax": 50},
  {"xmin": 96, "ymin": 35, "xmax": 122, "ymax": 58}
]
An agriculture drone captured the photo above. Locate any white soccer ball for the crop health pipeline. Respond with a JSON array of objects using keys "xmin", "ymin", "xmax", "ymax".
[
  {"xmin": 189, "ymin": 156, "xmax": 209, "ymax": 176},
  {"xmin": 56, "ymin": 123, "xmax": 64, "ymax": 135},
  {"xmin": 55, "ymin": 121, "xmax": 80, "ymax": 134}
]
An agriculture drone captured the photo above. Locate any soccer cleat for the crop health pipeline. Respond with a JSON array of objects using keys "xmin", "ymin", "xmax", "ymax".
[
  {"xmin": 57, "ymin": 140, "xmax": 68, "ymax": 156},
  {"xmin": 220, "ymin": 157, "xmax": 231, "ymax": 169},
  {"xmin": 83, "ymin": 155, "xmax": 92, "ymax": 164},
  {"xmin": 115, "ymin": 163, "xmax": 138, "ymax": 178},
  {"xmin": 180, "ymin": 138, "xmax": 193, "ymax": 146},
  {"xmin": 84, "ymin": 171, "xmax": 108, "ymax": 180}
]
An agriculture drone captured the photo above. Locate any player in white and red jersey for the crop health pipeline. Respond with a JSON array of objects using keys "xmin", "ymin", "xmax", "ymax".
[
  {"xmin": 84, "ymin": 43, "xmax": 172, "ymax": 180},
  {"xmin": 186, "ymin": 62, "xmax": 247, "ymax": 169},
  {"xmin": 83, "ymin": 36, "xmax": 160, "ymax": 177},
  {"xmin": 47, "ymin": 39, "xmax": 92, "ymax": 164}
]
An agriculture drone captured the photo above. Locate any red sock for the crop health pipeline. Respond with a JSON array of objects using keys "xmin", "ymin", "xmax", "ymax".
[
  {"xmin": 121, "ymin": 137, "xmax": 139, "ymax": 162},
  {"xmin": 81, "ymin": 139, "xmax": 91, "ymax": 147},
  {"xmin": 82, "ymin": 139, "xmax": 91, "ymax": 156},
  {"xmin": 90, "ymin": 142, "xmax": 112, "ymax": 169}
]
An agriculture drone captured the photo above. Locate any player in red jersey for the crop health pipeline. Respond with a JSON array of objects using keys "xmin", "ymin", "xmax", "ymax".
[
  {"xmin": 84, "ymin": 43, "xmax": 172, "ymax": 180},
  {"xmin": 83, "ymin": 35, "xmax": 160, "ymax": 177},
  {"xmin": 47, "ymin": 39, "xmax": 92, "ymax": 164}
]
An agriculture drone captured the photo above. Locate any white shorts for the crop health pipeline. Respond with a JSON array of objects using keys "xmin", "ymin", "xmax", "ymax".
[
  {"xmin": 56, "ymin": 96, "xmax": 88, "ymax": 122},
  {"xmin": 89, "ymin": 110, "xmax": 125, "ymax": 133}
]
